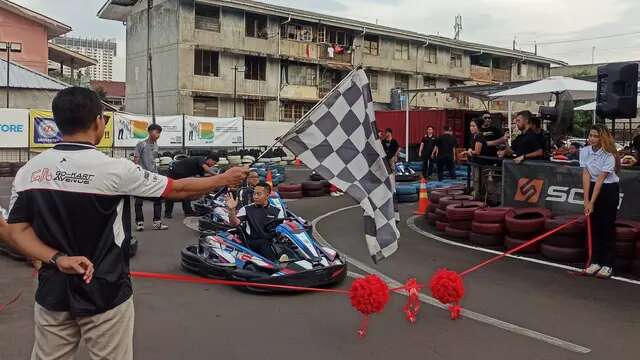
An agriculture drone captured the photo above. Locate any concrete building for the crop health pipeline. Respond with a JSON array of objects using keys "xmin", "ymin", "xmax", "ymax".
[
  {"xmin": 0, "ymin": 57, "xmax": 66, "ymax": 109},
  {"xmin": 90, "ymin": 80, "xmax": 126, "ymax": 110},
  {"xmin": 51, "ymin": 37, "xmax": 117, "ymax": 81},
  {"xmin": 98, "ymin": 0, "xmax": 566, "ymax": 120}
]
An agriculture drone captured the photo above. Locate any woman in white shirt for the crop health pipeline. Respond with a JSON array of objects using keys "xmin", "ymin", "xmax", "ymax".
[{"xmin": 580, "ymin": 125, "xmax": 620, "ymax": 278}]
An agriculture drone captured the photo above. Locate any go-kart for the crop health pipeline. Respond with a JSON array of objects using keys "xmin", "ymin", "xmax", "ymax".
[
  {"xmin": 180, "ymin": 217, "xmax": 347, "ymax": 291},
  {"xmin": 395, "ymin": 162, "xmax": 420, "ymax": 182}
]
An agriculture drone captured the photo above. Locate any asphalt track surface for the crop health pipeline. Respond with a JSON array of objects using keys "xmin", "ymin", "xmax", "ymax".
[{"xmin": 1, "ymin": 172, "xmax": 640, "ymax": 359}]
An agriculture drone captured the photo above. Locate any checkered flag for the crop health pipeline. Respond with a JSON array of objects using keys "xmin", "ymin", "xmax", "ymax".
[{"xmin": 281, "ymin": 69, "xmax": 399, "ymax": 262}]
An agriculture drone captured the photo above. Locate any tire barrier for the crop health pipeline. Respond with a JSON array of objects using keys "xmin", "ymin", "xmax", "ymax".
[
  {"xmin": 471, "ymin": 221, "xmax": 505, "ymax": 235},
  {"xmin": 448, "ymin": 220, "xmax": 473, "ymax": 231},
  {"xmin": 540, "ymin": 244, "xmax": 586, "ymax": 263},
  {"xmin": 505, "ymin": 208, "xmax": 552, "ymax": 237},
  {"xmin": 472, "ymin": 207, "xmax": 513, "ymax": 224},
  {"xmin": 446, "ymin": 201, "xmax": 484, "ymax": 222},
  {"xmin": 504, "ymin": 235, "xmax": 541, "ymax": 254},
  {"xmin": 445, "ymin": 226, "xmax": 469, "ymax": 240}
]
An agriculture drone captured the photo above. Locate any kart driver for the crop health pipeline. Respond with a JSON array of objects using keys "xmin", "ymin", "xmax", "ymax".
[
  {"xmin": 235, "ymin": 170, "xmax": 260, "ymax": 208},
  {"xmin": 226, "ymin": 182, "xmax": 285, "ymax": 261}
]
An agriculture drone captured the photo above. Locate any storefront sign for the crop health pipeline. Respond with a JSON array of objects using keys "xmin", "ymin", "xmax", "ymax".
[{"xmin": 0, "ymin": 109, "xmax": 29, "ymax": 148}]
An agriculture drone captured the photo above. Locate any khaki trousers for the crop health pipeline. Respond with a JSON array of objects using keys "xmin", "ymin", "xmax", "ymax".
[{"xmin": 31, "ymin": 297, "xmax": 134, "ymax": 360}]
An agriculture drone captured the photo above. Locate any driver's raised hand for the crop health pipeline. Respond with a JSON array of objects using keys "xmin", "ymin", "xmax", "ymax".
[
  {"xmin": 225, "ymin": 193, "xmax": 238, "ymax": 210},
  {"xmin": 222, "ymin": 166, "xmax": 249, "ymax": 187}
]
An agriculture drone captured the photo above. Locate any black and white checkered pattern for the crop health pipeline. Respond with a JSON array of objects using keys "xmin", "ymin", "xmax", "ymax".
[{"xmin": 281, "ymin": 69, "xmax": 399, "ymax": 262}]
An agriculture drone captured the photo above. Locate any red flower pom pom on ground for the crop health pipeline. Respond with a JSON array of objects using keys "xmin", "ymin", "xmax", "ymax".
[
  {"xmin": 349, "ymin": 274, "xmax": 390, "ymax": 315},
  {"xmin": 429, "ymin": 268, "xmax": 464, "ymax": 305}
]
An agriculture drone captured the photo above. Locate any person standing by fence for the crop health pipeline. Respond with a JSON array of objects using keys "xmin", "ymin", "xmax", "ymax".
[
  {"xmin": 581, "ymin": 124, "xmax": 620, "ymax": 279},
  {"xmin": 418, "ymin": 126, "xmax": 437, "ymax": 179},
  {"xmin": 433, "ymin": 125, "xmax": 458, "ymax": 181},
  {"xmin": 134, "ymin": 123, "xmax": 167, "ymax": 231}
]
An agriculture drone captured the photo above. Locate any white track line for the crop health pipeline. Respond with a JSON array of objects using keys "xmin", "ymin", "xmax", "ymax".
[
  {"xmin": 311, "ymin": 205, "xmax": 591, "ymax": 355},
  {"xmin": 407, "ymin": 215, "xmax": 640, "ymax": 287}
]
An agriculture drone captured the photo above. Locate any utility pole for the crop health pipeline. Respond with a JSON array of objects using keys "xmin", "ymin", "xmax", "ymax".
[
  {"xmin": 232, "ymin": 65, "xmax": 245, "ymax": 148},
  {"xmin": 591, "ymin": 46, "xmax": 596, "ymax": 64},
  {"xmin": 1, "ymin": 41, "xmax": 22, "ymax": 108},
  {"xmin": 147, "ymin": 0, "xmax": 156, "ymax": 123}
]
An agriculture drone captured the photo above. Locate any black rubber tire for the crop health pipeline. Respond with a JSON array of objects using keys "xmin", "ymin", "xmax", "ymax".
[
  {"xmin": 280, "ymin": 191, "xmax": 304, "ymax": 199},
  {"xmin": 429, "ymin": 190, "xmax": 447, "ymax": 204},
  {"xmin": 302, "ymin": 181, "xmax": 325, "ymax": 191},
  {"xmin": 473, "ymin": 207, "xmax": 513, "ymax": 223},
  {"xmin": 543, "ymin": 234, "xmax": 585, "ymax": 248},
  {"xmin": 504, "ymin": 235, "xmax": 541, "ymax": 254},
  {"xmin": 445, "ymin": 226, "xmax": 469, "ymax": 240},
  {"xmin": 435, "ymin": 220, "xmax": 448, "ymax": 232},
  {"xmin": 545, "ymin": 216, "xmax": 585, "ymax": 235},
  {"xmin": 427, "ymin": 212, "xmax": 437, "ymax": 225},
  {"xmin": 397, "ymin": 193, "xmax": 419, "ymax": 203},
  {"xmin": 396, "ymin": 174, "xmax": 420, "ymax": 182},
  {"xmin": 616, "ymin": 241, "xmax": 635, "ymax": 259},
  {"xmin": 471, "ymin": 221, "xmax": 505, "ymax": 235},
  {"xmin": 505, "ymin": 208, "xmax": 551, "ymax": 236},
  {"xmin": 309, "ymin": 173, "xmax": 324, "ymax": 181},
  {"xmin": 449, "ymin": 220, "xmax": 472, "ymax": 231},
  {"xmin": 438, "ymin": 195, "xmax": 474, "ymax": 210},
  {"xmin": 302, "ymin": 189, "xmax": 326, "ymax": 197},
  {"xmin": 396, "ymin": 184, "xmax": 418, "ymax": 195},
  {"xmin": 615, "ymin": 221, "xmax": 639, "ymax": 242},
  {"xmin": 435, "ymin": 208, "xmax": 448, "ymax": 222},
  {"xmin": 469, "ymin": 232, "xmax": 504, "ymax": 247},
  {"xmin": 278, "ymin": 183, "xmax": 302, "ymax": 192},
  {"xmin": 427, "ymin": 203, "xmax": 439, "ymax": 214},
  {"xmin": 446, "ymin": 201, "xmax": 484, "ymax": 221},
  {"xmin": 540, "ymin": 244, "xmax": 586, "ymax": 263}
]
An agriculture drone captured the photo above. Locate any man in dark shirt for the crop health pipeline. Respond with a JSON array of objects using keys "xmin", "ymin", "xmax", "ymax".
[
  {"xmin": 499, "ymin": 111, "xmax": 544, "ymax": 164},
  {"xmin": 418, "ymin": 126, "xmax": 437, "ymax": 178},
  {"xmin": 480, "ymin": 112, "xmax": 505, "ymax": 157},
  {"xmin": 227, "ymin": 182, "xmax": 285, "ymax": 261},
  {"xmin": 433, "ymin": 125, "xmax": 458, "ymax": 181},
  {"xmin": 381, "ymin": 128, "xmax": 400, "ymax": 168},
  {"xmin": 165, "ymin": 154, "xmax": 219, "ymax": 218},
  {"xmin": 5, "ymin": 87, "xmax": 248, "ymax": 359}
]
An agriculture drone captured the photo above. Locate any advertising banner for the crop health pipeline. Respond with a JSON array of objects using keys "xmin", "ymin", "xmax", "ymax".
[
  {"xmin": 29, "ymin": 110, "xmax": 113, "ymax": 148},
  {"xmin": 184, "ymin": 116, "xmax": 243, "ymax": 147},
  {"xmin": 114, "ymin": 113, "xmax": 183, "ymax": 147},
  {"xmin": 0, "ymin": 109, "xmax": 29, "ymax": 148},
  {"xmin": 502, "ymin": 160, "xmax": 640, "ymax": 220}
]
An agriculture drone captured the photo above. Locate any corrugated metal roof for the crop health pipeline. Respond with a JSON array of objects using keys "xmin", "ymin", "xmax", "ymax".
[{"xmin": 0, "ymin": 58, "xmax": 68, "ymax": 90}]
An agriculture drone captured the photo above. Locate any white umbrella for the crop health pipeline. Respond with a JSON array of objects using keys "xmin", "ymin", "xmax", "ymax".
[{"xmin": 490, "ymin": 76, "xmax": 596, "ymax": 101}]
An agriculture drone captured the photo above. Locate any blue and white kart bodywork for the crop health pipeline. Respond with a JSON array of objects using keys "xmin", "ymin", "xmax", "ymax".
[
  {"xmin": 395, "ymin": 162, "xmax": 420, "ymax": 182},
  {"xmin": 181, "ymin": 193, "xmax": 347, "ymax": 290}
]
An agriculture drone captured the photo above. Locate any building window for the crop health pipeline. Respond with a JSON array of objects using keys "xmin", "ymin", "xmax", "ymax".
[
  {"xmin": 195, "ymin": 3, "xmax": 220, "ymax": 32},
  {"xmin": 282, "ymin": 63, "xmax": 316, "ymax": 86},
  {"xmin": 281, "ymin": 24, "xmax": 313, "ymax": 42},
  {"xmin": 245, "ymin": 12, "xmax": 268, "ymax": 39},
  {"xmin": 245, "ymin": 56, "xmax": 266, "ymax": 81},
  {"xmin": 280, "ymin": 102, "xmax": 312, "ymax": 122},
  {"xmin": 394, "ymin": 40, "xmax": 410, "ymax": 60},
  {"xmin": 194, "ymin": 49, "xmax": 219, "ymax": 76},
  {"xmin": 395, "ymin": 73, "xmax": 409, "ymax": 89},
  {"xmin": 450, "ymin": 51, "xmax": 463, "ymax": 68},
  {"xmin": 321, "ymin": 27, "xmax": 353, "ymax": 46},
  {"xmin": 369, "ymin": 72, "xmax": 378, "ymax": 92},
  {"xmin": 245, "ymin": 100, "xmax": 265, "ymax": 121},
  {"xmin": 536, "ymin": 64, "xmax": 545, "ymax": 78},
  {"xmin": 423, "ymin": 76, "xmax": 436, "ymax": 87},
  {"xmin": 425, "ymin": 46, "xmax": 437, "ymax": 64},
  {"xmin": 363, "ymin": 35, "xmax": 379, "ymax": 56},
  {"xmin": 193, "ymin": 97, "xmax": 219, "ymax": 117},
  {"xmin": 516, "ymin": 62, "xmax": 524, "ymax": 76}
]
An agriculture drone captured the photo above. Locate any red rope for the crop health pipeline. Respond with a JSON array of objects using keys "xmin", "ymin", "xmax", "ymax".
[
  {"xmin": 586, "ymin": 214, "xmax": 592, "ymax": 267},
  {"xmin": 0, "ymin": 291, "xmax": 22, "ymax": 314},
  {"xmin": 459, "ymin": 217, "xmax": 583, "ymax": 277}
]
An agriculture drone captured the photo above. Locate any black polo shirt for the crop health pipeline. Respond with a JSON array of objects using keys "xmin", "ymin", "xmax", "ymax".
[
  {"xmin": 382, "ymin": 138, "xmax": 399, "ymax": 160},
  {"xmin": 512, "ymin": 129, "xmax": 543, "ymax": 159},
  {"xmin": 237, "ymin": 203, "xmax": 284, "ymax": 241},
  {"xmin": 435, "ymin": 134, "xmax": 458, "ymax": 159},
  {"xmin": 481, "ymin": 125, "xmax": 503, "ymax": 156},
  {"xmin": 170, "ymin": 156, "xmax": 206, "ymax": 179},
  {"xmin": 420, "ymin": 135, "xmax": 437, "ymax": 160},
  {"xmin": 8, "ymin": 142, "xmax": 172, "ymax": 316}
]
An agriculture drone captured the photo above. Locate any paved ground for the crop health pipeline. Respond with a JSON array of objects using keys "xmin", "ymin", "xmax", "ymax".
[{"xmin": 1, "ymin": 170, "xmax": 640, "ymax": 359}]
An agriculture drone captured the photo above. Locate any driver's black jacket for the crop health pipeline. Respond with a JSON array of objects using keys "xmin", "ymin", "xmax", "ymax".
[{"xmin": 236, "ymin": 203, "xmax": 285, "ymax": 241}]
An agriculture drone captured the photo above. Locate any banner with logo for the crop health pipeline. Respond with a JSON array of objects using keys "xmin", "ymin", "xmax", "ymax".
[
  {"xmin": 184, "ymin": 116, "xmax": 243, "ymax": 147},
  {"xmin": 502, "ymin": 160, "xmax": 640, "ymax": 221},
  {"xmin": 29, "ymin": 110, "xmax": 113, "ymax": 148},
  {"xmin": 113, "ymin": 113, "xmax": 183, "ymax": 147},
  {"xmin": 0, "ymin": 109, "xmax": 29, "ymax": 148}
]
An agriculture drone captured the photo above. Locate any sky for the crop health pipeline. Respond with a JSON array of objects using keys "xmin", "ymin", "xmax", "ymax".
[{"xmin": 12, "ymin": 0, "xmax": 640, "ymax": 81}]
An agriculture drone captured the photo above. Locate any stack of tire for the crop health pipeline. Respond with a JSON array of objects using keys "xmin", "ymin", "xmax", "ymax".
[
  {"xmin": 615, "ymin": 220, "xmax": 639, "ymax": 274},
  {"xmin": 540, "ymin": 215, "xmax": 586, "ymax": 264},
  {"xmin": 426, "ymin": 187, "xmax": 465, "ymax": 227},
  {"xmin": 278, "ymin": 183, "xmax": 303, "ymax": 199},
  {"xmin": 504, "ymin": 208, "xmax": 552, "ymax": 254},
  {"xmin": 302, "ymin": 181, "xmax": 329, "ymax": 198},
  {"xmin": 434, "ymin": 194, "xmax": 473, "ymax": 233},
  {"xmin": 445, "ymin": 201, "xmax": 484, "ymax": 240},
  {"xmin": 0, "ymin": 162, "xmax": 11, "ymax": 177},
  {"xmin": 470, "ymin": 207, "xmax": 512, "ymax": 248},
  {"xmin": 396, "ymin": 182, "xmax": 419, "ymax": 203}
]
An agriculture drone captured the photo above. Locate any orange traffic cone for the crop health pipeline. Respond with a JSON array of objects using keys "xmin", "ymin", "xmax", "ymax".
[
  {"xmin": 266, "ymin": 170, "xmax": 273, "ymax": 187},
  {"xmin": 414, "ymin": 178, "xmax": 430, "ymax": 215},
  {"xmin": 294, "ymin": 158, "xmax": 302, "ymax": 167}
]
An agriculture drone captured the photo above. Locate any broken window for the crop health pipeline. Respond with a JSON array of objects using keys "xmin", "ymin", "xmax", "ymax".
[
  {"xmin": 245, "ymin": 56, "xmax": 266, "ymax": 81},
  {"xmin": 395, "ymin": 40, "xmax": 410, "ymax": 60},
  {"xmin": 281, "ymin": 24, "xmax": 314, "ymax": 42},
  {"xmin": 450, "ymin": 51, "xmax": 463, "ymax": 68},
  {"xmin": 425, "ymin": 46, "xmax": 437, "ymax": 64},
  {"xmin": 395, "ymin": 73, "xmax": 409, "ymax": 89},
  {"xmin": 369, "ymin": 72, "xmax": 378, "ymax": 91},
  {"xmin": 325, "ymin": 28, "xmax": 353, "ymax": 46},
  {"xmin": 244, "ymin": 100, "xmax": 265, "ymax": 121},
  {"xmin": 245, "ymin": 12, "xmax": 268, "ymax": 39},
  {"xmin": 282, "ymin": 63, "xmax": 316, "ymax": 86},
  {"xmin": 195, "ymin": 3, "xmax": 220, "ymax": 32},
  {"xmin": 280, "ymin": 102, "xmax": 313, "ymax": 122},
  {"xmin": 363, "ymin": 35, "xmax": 379, "ymax": 56},
  {"xmin": 194, "ymin": 49, "xmax": 219, "ymax": 76},
  {"xmin": 193, "ymin": 97, "xmax": 219, "ymax": 117}
]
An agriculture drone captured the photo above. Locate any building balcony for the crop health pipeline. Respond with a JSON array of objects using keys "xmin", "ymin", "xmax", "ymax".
[
  {"xmin": 318, "ymin": 43, "xmax": 352, "ymax": 64},
  {"xmin": 280, "ymin": 84, "xmax": 319, "ymax": 101},
  {"xmin": 279, "ymin": 40, "xmax": 319, "ymax": 62},
  {"xmin": 471, "ymin": 65, "xmax": 512, "ymax": 83},
  {"xmin": 189, "ymin": 75, "xmax": 277, "ymax": 99}
]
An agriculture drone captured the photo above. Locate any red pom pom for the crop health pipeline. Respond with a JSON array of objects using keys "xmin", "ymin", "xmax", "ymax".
[
  {"xmin": 349, "ymin": 274, "xmax": 390, "ymax": 315},
  {"xmin": 429, "ymin": 268, "xmax": 464, "ymax": 305}
]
